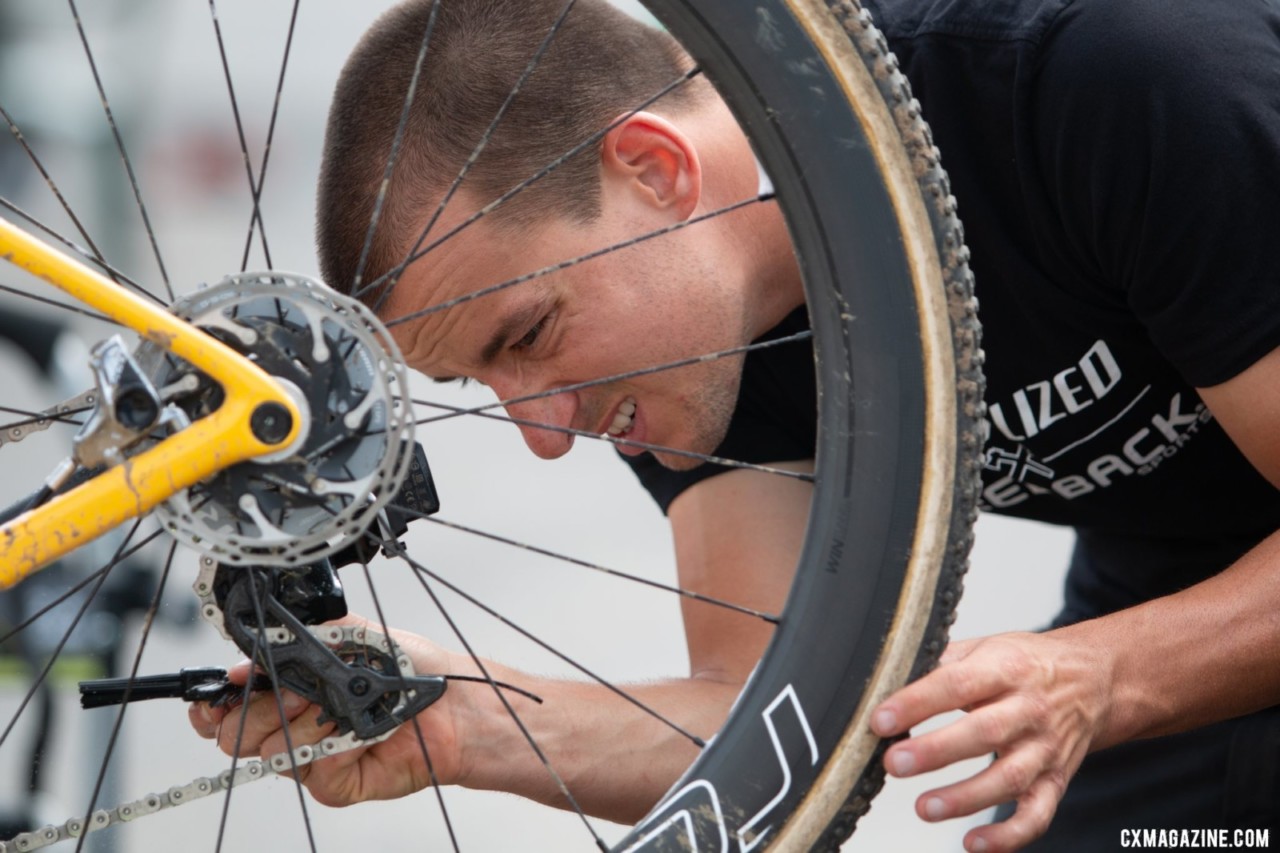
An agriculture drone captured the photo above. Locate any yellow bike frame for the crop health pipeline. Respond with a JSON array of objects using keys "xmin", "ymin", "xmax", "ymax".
[{"xmin": 0, "ymin": 218, "xmax": 302, "ymax": 590}]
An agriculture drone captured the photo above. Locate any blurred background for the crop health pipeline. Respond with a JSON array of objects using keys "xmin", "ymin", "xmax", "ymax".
[{"xmin": 0, "ymin": 1, "xmax": 1074, "ymax": 849}]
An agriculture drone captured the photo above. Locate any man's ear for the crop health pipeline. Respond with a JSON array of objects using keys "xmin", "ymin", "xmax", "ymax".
[{"xmin": 601, "ymin": 112, "xmax": 701, "ymax": 220}]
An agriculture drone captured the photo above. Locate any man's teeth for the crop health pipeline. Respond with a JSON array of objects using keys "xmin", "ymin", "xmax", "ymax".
[{"xmin": 607, "ymin": 399, "xmax": 637, "ymax": 436}]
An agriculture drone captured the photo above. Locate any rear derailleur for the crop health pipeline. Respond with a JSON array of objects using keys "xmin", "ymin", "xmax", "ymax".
[{"xmin": 80, "ymin": 443, "xmax": 447, "ymax": 741}]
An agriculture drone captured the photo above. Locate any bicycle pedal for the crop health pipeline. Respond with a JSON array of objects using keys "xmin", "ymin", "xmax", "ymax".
[{"xmin": 79, "ymin": 667, "xmax": 268, "ymax": 709}]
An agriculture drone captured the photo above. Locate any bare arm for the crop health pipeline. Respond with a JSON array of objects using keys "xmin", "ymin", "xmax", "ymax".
[{"xmin": 191, "ymin": 460, "xmax": 813, "ymax": 822}]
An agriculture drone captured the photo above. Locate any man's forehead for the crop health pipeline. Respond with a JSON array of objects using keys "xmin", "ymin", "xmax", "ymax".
[
  {"xmin": 378, "ymin": 213, "xmax": 498, "ymax": 332},
  {"xmin": 390, "ymin": 199, "xmax": 562, "ymax": 303}
]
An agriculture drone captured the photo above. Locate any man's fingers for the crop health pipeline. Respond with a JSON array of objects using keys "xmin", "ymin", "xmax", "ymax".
[
  {"xmin": 963, "ymin": 773, "xmax": 1064, "ymax": 853},
  {"xmin": 883, "ymin": 698, "xmax": 1036, "ymax": 778},
  {"xmin": 259, "ymin": 704, "xmax": 339, "ymax": 762},
  {"xmin": 258, "ymin": 707, "xmax": 344, "ymax": 796},
  {"xmin": 216, "ymin": 689, "xmax": 312, "ymax": 756},
  {"xmin": 939, "ymin": 637, "xmax": 980, "ymax": 666},
  {"xmin": 866, "ymin": 633, "xmax": 1099, "ymax": 851},
  {"xmin": 189, "ymin": 701, "xmax": 226, "ymax": 739},
  {"xmin": 913, "ymin": 740, "xmax": 1055, "ymax": 822},
  {"xmin": 873, "ymin": 645, "xmax": 1016, "ymax": 736},
  {"xmin": 226, "ymin": 658, "xmax": 254, "ymax": 685}
]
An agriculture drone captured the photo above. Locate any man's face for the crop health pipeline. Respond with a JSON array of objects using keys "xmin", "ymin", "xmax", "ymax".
[{"xmin": 382, "ymin": 192, "xmax": 753, "ymax": 470}]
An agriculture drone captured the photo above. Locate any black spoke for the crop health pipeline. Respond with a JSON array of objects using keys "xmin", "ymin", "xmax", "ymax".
[
  {"xmin": 413, "ymin": 327, "xmax": 807, "ymax": 415},
  {"xmin": 1, "ymin": 563, "xmax": 87, "ymax": 648},
  {"xmin": 386, "ymin": 540, "xmax": 609, "ymax": 852},
  {"xmin": 0, "ymin": 281, "xmax": 116, "ymax": 327},
  {"xmin": 412, "ymin": 325, "xmax": 810, "ymax": 433},
  {"xmin": 207, "ymin": 0, "xmax": 273, "ymax": 269},
  {"xmin": 0, "ymin": 519, "xmax": 150, "ymax": 750},
  {"xmin": 73, "ymin": 541, "xmax": 176, "ymax": 853},
  {"xmin": 215, "ymin": 628, "xmax": 264, "ymax": 853},
  {"xmin": 415, "ymin": 396, "xmax": 814, "ymax": 481},
  {"xmin": 357, "ymin": 561, "xmax": 461, "ymax": 853},
  {"xmin": 368, "ymin": 0, "xmax": 577, "ymax": 314},
  {"xmin": 0, "ymin": 103, "xmax": 162, "ymax": 305},
  {"xmin": 412, "ymin": 510, "xmax": 778, "ymax": 623},
  {"xmin": 244, "ymin": 570, "xmax": 319, "ymax": 853},
  {"xmin": 355, "ymin": 67, "xmax": 703, "ymax": 304},
  {"xmin": 0, "ymin": 529, "xmax": 160, "ymax": 649},
  {"xmin": 0, "ymin": 102, "xmax": 107, "ymax": 266},
  {"xmin": 0, "ymin": 196, "xmax": 156, "ymax": 312},
  {"xmin": 381, "ymin": 538, "xmax": 709, "ymax": 749},
  {"xmin": 0, "ymin": 404, "xmax": 91, "ymax": 433},
  {"xmin": 240, "ymin": 0, "xmax": 301, "ymax": 271},
  {"xmin": 0, "ymin": 530, "xmax": 162, "ymax": 650},
  {"xmin": 351, "ymin": 0, "xmax": 442, "ymax": 294},
  {"xmin": 68, "ymin": 0, "xmax": 173, "ymax": 301},
  {"xmin": 383, "ymin": 194, "xmax": 765, "ymax": 330}
]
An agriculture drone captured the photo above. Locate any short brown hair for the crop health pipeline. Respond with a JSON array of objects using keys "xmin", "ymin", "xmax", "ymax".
[{"xmin": 316, "ymin": 0, "xmax": 705, "ymax": 302}]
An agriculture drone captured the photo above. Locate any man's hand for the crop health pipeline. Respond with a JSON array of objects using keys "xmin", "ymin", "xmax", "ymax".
[
  {"xmin": 871, "ymin": 632, "xmax": 1117, "ymax": 853},
  {"xmin": 185, "ymin": 614, "xmax": 721, "ymax": 821},
  {"xmin": 183, "ymin": 462, "xmax": 810, "ymax": 820},
  {"xmin": 188, "ymin": 619, "xmax": 469, "ymax": 807}
]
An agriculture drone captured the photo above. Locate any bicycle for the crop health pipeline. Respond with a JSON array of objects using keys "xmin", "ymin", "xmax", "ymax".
[{"xmin": 0, "ymin": 0, "xmax": 983, "ymax": 849}]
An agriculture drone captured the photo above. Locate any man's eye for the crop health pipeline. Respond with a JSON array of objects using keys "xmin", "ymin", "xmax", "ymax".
[{"xmin": 512, "ymin": 316, "xmax": 548, "ymax": 351}]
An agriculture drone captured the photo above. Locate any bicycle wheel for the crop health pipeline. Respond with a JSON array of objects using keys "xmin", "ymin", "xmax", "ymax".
[{"xmin": 0, "ymin": 0, "xmax": 982, "ymax": 850}]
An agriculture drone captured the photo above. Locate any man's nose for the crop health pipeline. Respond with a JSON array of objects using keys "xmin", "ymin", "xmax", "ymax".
[{"xmin": 493, "ymin": 381, "xmax": 578, "ymax": 460}]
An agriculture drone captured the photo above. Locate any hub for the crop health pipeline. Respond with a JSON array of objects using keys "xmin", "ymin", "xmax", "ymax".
[{"xmin": 132, "ymin": 272, "xmax": 415, "ymax": 567}]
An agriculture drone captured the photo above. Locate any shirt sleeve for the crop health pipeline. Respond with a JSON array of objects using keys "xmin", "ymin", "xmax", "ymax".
[{"xmin": 1031, "ymin": 0, "xmax": 1280, "ymax": 388}]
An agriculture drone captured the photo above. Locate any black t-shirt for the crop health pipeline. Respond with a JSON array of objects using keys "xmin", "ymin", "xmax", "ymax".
[{"xmin": 625, "ymin": 0, "xmax": 1280, "ymax": 545}]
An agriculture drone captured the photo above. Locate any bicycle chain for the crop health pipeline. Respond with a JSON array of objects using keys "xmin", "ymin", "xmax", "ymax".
[
  {"xmin": 0, "ymin": 590, "xmax": 419, "ymax": 852},
  {"xmin": 0, "ymin": 388, "xmax": 96, "ymax": 446},
  {"xmin": 0, "ymin": 722, "xmax": 386, "ymax": 852},
  {"xmin": 0, "ymin": 374, "xmax": 198, "ymax": 449}
]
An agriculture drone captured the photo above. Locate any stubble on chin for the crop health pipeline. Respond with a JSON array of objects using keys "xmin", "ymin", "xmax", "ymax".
[
  {"xmin": 650, "ymin": 363, "xmax": 743, "ymax": 472},
  {"xmin": 653, "ymin": 449, "xmax": 712, "ymax": 472}
]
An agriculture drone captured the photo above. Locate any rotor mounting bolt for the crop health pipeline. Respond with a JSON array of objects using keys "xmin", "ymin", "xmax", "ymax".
[
  {"xmin": 349, "ymin": 676, "xmax": 371, "ymax": 697},
  {"xmin": 250, "ymin": 402, "xmax": 293, "ymax": 445}
]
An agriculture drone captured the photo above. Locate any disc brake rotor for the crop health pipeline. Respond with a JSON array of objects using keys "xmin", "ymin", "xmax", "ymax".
[{"xmin": 136, "ymin": 272, "xmax": 414, "ymax": 566}]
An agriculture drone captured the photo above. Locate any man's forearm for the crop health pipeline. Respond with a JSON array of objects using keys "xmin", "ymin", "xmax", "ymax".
[
  {"xmin": 441, "ymin": 655, "xmax": 740, "ymax": 823},
  {"xmin": 1057, "ymin": 526, "xmax": 1280, "ymax": 750}
]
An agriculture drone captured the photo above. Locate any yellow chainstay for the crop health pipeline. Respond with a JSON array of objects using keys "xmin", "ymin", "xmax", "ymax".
[{"xmin": 0, "ymin": 218, "xmax": 301, "ymax": 589}]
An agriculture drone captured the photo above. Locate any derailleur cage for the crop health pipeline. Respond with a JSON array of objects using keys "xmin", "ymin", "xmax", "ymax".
[{"xmin": 216, "ymin": 563, "xmax": 446, "ymax": 740}]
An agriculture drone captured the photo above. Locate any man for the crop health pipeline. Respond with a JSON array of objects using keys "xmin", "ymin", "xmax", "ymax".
[
  {"xmin": 191, "ymin": 0, "xmax": 1280, "ymax": 850},
  {"xmin": 195, "ymin": 0, "xmax": 807, "ymax": 827}
]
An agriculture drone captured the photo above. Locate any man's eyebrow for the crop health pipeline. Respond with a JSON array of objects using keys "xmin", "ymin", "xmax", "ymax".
[
  {"xmin": 421, "ymin": 298, "xmax": 544, "ymax": 385},
  {"xmin": 478, "ymin": 300, "xmax": 544, "ymax": 367}
]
